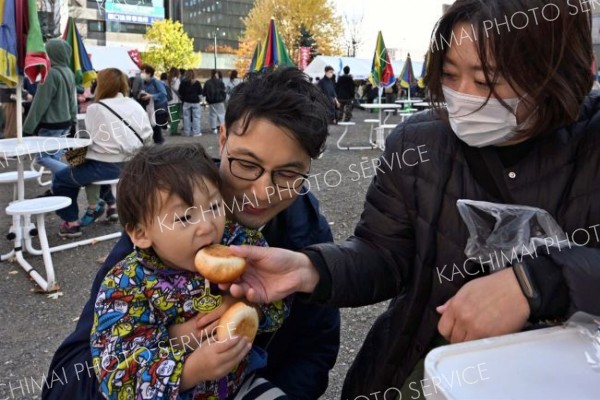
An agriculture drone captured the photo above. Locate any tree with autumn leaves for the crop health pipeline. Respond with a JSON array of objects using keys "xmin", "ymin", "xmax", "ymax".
[
  {"xmin": 236, "ymin": 0, "xmax": 343, "ymax": 72},
  {"xmin": 143, "ymin": 20, "xmax": 201, "ymax": 73}
]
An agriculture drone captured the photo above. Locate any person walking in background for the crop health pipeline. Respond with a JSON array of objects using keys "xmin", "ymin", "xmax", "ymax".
[
  {"xmin": 226, "ymin": 69, "xmax": 241, "ymax": 103},
  {"xmin": 138, "ymin": 64, "xmax": 168, "ymax": 144},
  {"xmin": 203, "ymin": 69, "xmax": 226, "ymax": 134},
  {"xmin": 167, "ymin": 67, "xmax": 182, "ymax": 135},
  {"xmin": 317, "ymin": 65, "xmax": 339, "ymax": 124},
  {"xmin": 336, "ymin": 66, "xmax": 356, "ymax": 122},
  {"xmin": 23, "ymin": 39, "xmax": 77, "ymax": 174},
  {"xmin": 178, "ymin": 68, "xmax": 203, "ymax": 136}
]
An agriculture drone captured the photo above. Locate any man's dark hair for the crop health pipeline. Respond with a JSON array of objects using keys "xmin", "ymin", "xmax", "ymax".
[
  {"xmin": 225, "ymin": 67, "xmax": 330, "ymax": 159},
  {"xmin": 117, "ymin": 143, "xmax": 221, "ymax": 230},
  {"xmin": 426, "ymin": 0, "xmax": 593, "ymax": 140},
  {"xmin": 140, "ymin": 64, "xmax": 155, "ymax": 76},
  {"xmin": 324, "ymin": 66, "xmax": 334, "ymax": 73},
  {"xmin": 343, "ymin": 66, "xmax": 350, "ymax": 74}
]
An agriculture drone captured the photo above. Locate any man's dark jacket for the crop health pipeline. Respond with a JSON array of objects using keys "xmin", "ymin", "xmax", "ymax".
[
  {"xmin": 42, "ymin": 189, "xmax": 340, "ymax": 400},
  {"xmin": 203, "ymin": 77, "xmax": 226, "ymax": 104},
  {"xmin": 336, "ymin": 74, "xmax": 355, "ymax": 100},
  {"xmin": 304, "ymin": 93, "xmax": 600, "ymax": 397}
]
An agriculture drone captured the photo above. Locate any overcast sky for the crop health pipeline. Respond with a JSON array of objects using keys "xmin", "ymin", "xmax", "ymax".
[{"xmin": 332, "ymin": 0, "xmax": 450, "ymax": 61}]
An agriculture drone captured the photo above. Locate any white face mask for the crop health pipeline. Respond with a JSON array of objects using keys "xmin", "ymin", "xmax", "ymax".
[
  {"xmin": 140, "ymin": 72, "xmax": 149, "ymax": 81},
  {"xmin": 442, "ymin": 85, "xmax": 523, "ymax": 147}
]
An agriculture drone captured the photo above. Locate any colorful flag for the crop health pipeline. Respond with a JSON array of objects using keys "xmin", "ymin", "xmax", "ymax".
[
  {"xmin": 252, "ymin": 18, "xmax": 295, "ymax": 72},
  {"xmin": 399, "ymin": 53, "xmax": 416, "ymax": 89},
  {"xmin": 369, "ymin": 31, "xmax": 396, "ymax": 88},
  {"xmin": 298, "ymin": 46, "xmax": 310, "ymax": 71},
  {"xmin": 63, "ymin": 17, "xmax": 96, "ymax": 87},
  {"xmin": 249, "ymin": 41, "xmax": 263, "ymax": 72},
  {"xmin": 0, "ymin": 0, "xmax": 49, "ymax": 87},
  {"xmin": 128, "ymin": 49, "xmax": 143, "ymax": 68}
]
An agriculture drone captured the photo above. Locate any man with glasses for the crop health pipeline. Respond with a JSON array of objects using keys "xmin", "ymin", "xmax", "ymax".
[{"xmin": 43, "ymin": 68, "xmax": 340, "ymax": 400}]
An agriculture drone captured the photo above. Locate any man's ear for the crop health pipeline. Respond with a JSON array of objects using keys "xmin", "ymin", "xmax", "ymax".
[
  {"xmin": 218, "ymin": 125, "xmax": 227, "ymax": 153},
  {"xmin": 127, "ymin": 224, "xmax": 152, "ymax": 249}
]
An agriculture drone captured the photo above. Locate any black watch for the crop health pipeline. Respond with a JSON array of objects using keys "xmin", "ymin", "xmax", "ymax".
[{"xmin": 512, "ymin": 261, "xmax": 541, "ymax": 314}]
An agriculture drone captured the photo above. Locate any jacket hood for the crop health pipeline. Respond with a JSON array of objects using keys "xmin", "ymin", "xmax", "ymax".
[{"xmin": 45, "ymin": 39, "xmax": 72, "ymax": 67}]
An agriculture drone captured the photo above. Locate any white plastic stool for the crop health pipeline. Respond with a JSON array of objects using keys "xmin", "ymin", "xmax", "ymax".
[
  {"xmin": 383, "ymin": 109, "xmax": 396, "ymax": 124},
  {"xmin": 374, "ymin": 124, "xmax": 398, "ymax": 151},
  {"xmin": 399, "ymin": 112, "xmax": 414, "ymax": 123},
  {"xmin": 336, "ymin": 122, "xmax": 375, "ymax": 151},
  {"xmin": 0, "ymin": 170, "xmax": 42, "ymax": 201},
  {"xmin": 364, "ymin": 119, "xmax": 380, "ymax": 144},
  {"xmin": 5, "ymin": 196, "xmax": 72, "ymax": 291},
  {"xmin": 91, "ymin": 178, "xmax": 119, "ymax": 199}
]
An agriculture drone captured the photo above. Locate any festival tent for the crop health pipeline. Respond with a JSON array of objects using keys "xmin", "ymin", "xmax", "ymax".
[
  {"xmin": 304, "ymin": 56, "xmax": 423, "ymax": 82},
  {"xmin": 86, "ymin": 45, "xmax": 140, "ymax": 76}
]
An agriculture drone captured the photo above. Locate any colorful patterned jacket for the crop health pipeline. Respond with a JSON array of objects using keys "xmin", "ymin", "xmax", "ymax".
[{"xmin": 90, "ymin": 221, "xmax": 288, "ymax": 399}]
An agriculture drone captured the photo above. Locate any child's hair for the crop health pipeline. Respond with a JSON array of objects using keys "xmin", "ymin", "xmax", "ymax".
[{"xmin": 117, "ymin": 143, "xmax": 221, "ymax": 230}]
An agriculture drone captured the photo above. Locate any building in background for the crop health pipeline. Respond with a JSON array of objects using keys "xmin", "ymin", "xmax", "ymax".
[
  {"xmin": 48, "ymin": 0, "xmax": 165, "ymax": 49},
  {"xmin": 173, "ymin": 0, "xmax": 254, "ymax": 52}
]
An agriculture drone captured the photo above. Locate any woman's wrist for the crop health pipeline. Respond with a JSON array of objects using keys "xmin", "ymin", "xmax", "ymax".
[{"xmin": 298, "ymin": 253, "xmax": 320, "ymax": 293}]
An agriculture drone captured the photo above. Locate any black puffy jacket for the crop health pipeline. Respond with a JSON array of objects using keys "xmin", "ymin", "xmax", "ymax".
[{"xmin": 305, "ymin": 92, "xmax": 600, "ymax": 397}]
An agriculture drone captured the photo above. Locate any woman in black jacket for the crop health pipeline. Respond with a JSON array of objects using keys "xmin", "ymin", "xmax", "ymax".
[
  {"xmin": 178, "ymin": 68, "xmax": 203, "ymax": 136},
  {"xmin": 221, "ymin": 0, "xmax": 600, "ymax": 397}
]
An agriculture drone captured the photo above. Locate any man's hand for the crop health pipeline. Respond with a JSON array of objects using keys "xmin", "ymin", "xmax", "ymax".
[
  {"xmin": 437, "ymin": 268, "xmax": 530, "ymax": 343},
  {"xmin": 219, "ymin": 245, "xmax": 319, "ymax": 304}
]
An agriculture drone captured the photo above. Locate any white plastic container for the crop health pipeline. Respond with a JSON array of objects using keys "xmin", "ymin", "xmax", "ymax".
[{"xmin": 423, "ymin": 325, "xmax": 600, "ymax": 400}]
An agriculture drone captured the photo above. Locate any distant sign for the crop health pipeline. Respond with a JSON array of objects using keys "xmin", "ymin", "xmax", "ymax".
[{"xmin": 103, "ymin": 0, "xmax": 165, "ymax": 25}]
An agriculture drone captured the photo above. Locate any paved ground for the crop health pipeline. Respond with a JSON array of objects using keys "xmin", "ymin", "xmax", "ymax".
[{"xmin": 0, "ymin": 107, "xmax": 403, "ymax": 399}]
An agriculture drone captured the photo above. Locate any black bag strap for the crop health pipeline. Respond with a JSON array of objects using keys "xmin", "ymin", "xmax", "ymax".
[
  {"xmin": 461, "ymin": 142, "xmax": 516, "ymax": 203},
  {"xmin": 97, "ymin": 101, "xmax": 144, "ymax": 144}
]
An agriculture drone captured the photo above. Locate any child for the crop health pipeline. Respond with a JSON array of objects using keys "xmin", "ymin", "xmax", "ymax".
[{"xmin": 90, "ymin": 144, "xmax": 288, "ymax": 399}]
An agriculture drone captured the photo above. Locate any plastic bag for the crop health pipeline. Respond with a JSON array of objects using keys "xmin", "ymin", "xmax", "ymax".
[{"xmin": 456, "ymin": 199, "xmax": 568, "ymax": 270}]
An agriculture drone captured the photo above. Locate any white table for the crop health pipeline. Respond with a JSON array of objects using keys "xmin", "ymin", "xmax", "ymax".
[
  {"xmin": 0, "ymin": 137, "xmax": 122, "ymax": 292},
  {"xmin": 413, "ymin": 101, "xmax": 432, "ymax": 109},
  {"xmin": 360, "ymin": 104, "xmax": 407, "ymax": 149},
  {"xmin": 0, "ymin": 137, "xmax": 91, "ymax": 201},
  {"xmin": 360, "ymin": 103, "xmax": 405, "ymax": 125}
]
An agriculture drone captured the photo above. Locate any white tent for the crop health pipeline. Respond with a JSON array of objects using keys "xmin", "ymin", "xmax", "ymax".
[
  {"xmin": 304, "ymin": 55, "xmax": 424, "ymax": 82},
  {"xmin": 86, "ymin": 46, "xmax": 141, "ymax": 76}
]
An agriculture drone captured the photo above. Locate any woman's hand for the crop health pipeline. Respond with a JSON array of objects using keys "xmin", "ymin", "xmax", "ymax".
[
  {"xmin": 437, "ymin": 268, "xmax": 530, "ymax": 343},
  {"xmin": 218, "ymin": 246, "xmax": 319, "ymax": 304}
]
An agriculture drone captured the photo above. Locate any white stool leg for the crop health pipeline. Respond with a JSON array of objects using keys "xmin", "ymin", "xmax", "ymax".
[
  {"xmin": 11, "ymin": 213, "xmax": 51, "ymax": 291},
  {"xmin": 336, "ymin": 125, "xmax": 351, "ymax": 150},
  {"xmin": 35, "ymin": 213, "xmax": 58, "ymax": 291}
]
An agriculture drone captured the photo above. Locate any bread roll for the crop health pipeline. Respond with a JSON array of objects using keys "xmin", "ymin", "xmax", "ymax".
[
  {"xmin": 194, "ymin": 244, "xmax": 246, "ymax": 283},
  {"xmin": 216, "ymin": 302, "xmax": 259, "ymax": 343}
]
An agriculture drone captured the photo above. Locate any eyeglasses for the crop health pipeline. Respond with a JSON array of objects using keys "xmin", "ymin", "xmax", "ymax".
[{"xmin": 225, "ymin": 143, "xmax": 310, "ymax": 190}]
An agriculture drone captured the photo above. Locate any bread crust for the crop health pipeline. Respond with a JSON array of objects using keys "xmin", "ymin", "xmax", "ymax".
[
  {"xmin": 216, "ymin": 302, "xmax": 259, "ymax": 342},
  {"xmin": 194, "ymin": 244, "xmax": 246, "ymax": 283}
]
